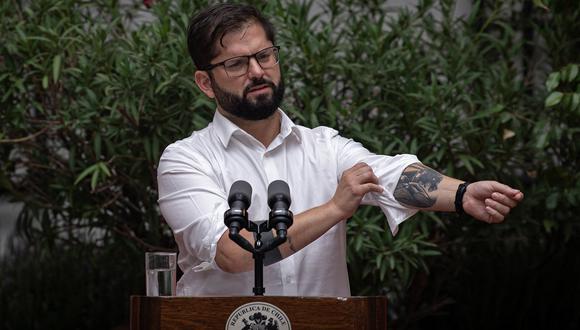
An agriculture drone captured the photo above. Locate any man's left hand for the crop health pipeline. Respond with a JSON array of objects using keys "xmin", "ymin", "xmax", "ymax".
[{"xmin": 463, "ymin": 181, "xmax": 524, "ymax": 223}]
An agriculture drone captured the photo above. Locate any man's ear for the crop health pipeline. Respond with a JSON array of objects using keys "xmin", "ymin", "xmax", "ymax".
[{"xmin": 194, "ymin": 71, "xmax": 215, "ymax": 99}]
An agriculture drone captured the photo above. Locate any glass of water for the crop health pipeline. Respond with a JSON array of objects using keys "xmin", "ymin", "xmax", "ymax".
[{"xmin": 145, "ymin": 252, "xmax": 176, "ymax": 296}]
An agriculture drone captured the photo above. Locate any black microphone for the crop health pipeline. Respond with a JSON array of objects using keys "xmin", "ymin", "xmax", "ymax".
[
  {"xmin": 224, "ymin": 180, "xmax": 252, "ymax": 236},
  {"xmin": 267, "ymin": 180, "xmax": 293, "ymax": 239}
]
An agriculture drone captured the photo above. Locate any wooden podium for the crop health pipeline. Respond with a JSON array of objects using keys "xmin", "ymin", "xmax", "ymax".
[{"xmin": 130, "ymin": 295, "xmax": 387, "ymax": 329}]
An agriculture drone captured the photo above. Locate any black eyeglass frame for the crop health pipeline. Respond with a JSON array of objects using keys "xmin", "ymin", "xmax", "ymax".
[{"xmin": 201, "ymin": 46, "xmax": 281, "ymax": 77}]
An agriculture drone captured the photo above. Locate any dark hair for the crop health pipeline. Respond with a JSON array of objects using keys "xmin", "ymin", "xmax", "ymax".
[{"xmin": 187, "ymin": 3, "xmax": 276, "ymax": 70}]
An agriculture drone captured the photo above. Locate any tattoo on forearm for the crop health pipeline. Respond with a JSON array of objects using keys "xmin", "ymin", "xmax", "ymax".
[
  {"xmin": 287, "ymin": 236, "xmax": 298, "ymax": 253},
  {"xmin": 394, "ymin": 163, "xmax": 443, "ymax": 208}
]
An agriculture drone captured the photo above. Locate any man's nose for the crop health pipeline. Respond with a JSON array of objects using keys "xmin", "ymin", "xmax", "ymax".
[{"xmin": 247, "ymin": 57, "xmax": 265, "ymax": 79}]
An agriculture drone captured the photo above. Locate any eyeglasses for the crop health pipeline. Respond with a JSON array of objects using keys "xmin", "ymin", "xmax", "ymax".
[{"xmin": 202, "ymin": 46, "xmax": 280, "ymax": 78}]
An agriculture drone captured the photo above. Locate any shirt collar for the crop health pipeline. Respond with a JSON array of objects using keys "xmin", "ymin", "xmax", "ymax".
[
  {"xmin": 212, "ymin": 108, "xmax": 302, "ymax": 148},
  {"xmin": 279, "ymin": 110, "xmax": 302, "ymax": 143}
]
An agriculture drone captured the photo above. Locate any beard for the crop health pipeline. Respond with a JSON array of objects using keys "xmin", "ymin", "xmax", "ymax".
[{"xmin": 211, "ymin": 75, "xmax": 285, "ymax": 121}]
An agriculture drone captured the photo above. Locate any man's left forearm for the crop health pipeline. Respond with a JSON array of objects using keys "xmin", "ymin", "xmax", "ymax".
[
  {"xmin": 393, "ymin": 162, "xmax": 463, "ymax": 212},
  {"xmin": 393, "ymin": 162, "xmax": 524, "ymax": 223}
]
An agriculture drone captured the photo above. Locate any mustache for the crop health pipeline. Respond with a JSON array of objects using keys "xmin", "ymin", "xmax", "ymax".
[{"xmin": 243, "ymin": 78, "xmax": 276, "ymax": 96}]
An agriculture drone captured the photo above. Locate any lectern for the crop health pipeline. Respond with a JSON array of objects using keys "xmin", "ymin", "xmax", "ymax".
[{"xmin": 130, "ymin": 296, "xmax": 387, "ymax": 329}]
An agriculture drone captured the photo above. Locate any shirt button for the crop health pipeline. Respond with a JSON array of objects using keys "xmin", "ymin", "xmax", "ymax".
[{"xmin": 285, "ymin": 275, "xmax": 292, "ymax": 283}]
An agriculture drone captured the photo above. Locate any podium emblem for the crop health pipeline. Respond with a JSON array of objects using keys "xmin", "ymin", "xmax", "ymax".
[{"xmin": 226, "ymin": 302, "xmax": 291, "ymax": 330}]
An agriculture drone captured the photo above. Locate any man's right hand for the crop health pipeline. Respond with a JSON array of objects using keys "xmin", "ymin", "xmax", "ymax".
[{"xmin": 328, "ymin": 163, "xmax": 384, "ymax": 220}]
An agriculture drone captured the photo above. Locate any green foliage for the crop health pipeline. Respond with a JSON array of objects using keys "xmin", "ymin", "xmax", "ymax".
[
  {"xmin": 0, "ymin": 0, "xmax": 579, "ymax": 329},
  {"xmin": 0, "ymin": 0, "xmax": 202, "ymax": 250},
  {"xmin": 538, "ymin": 63, "xmax": 580, "ymax": 228}
]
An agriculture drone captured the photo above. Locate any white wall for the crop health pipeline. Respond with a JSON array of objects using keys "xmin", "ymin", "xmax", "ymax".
[{"xmin": 0, "ymin": 198, "xmax": 23, "ymax": 256}]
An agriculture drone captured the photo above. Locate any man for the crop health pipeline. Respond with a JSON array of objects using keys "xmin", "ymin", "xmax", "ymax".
[{"xmin": 157, "ymin": 3, "xmax": 523, "ymax": 296}]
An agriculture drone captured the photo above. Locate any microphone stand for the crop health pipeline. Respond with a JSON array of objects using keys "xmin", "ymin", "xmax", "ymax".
[
  {"xmin": 228, "ymin": 220, "xmax": 288, "ymax": 296},
  {"xmin": 224, "ymin": 180, "xmax": 293, "ymax": 296}
]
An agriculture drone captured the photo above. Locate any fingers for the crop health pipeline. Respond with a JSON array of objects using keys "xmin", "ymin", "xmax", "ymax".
[
  {"xmin": 484, "ymin": 206, "xmax": 505, "ymax": 223},
  {"xmin": 356, "ymin": 169, "xmax": 379, "ymax": 185},
  {"xmin": 341, "ymin": 163, "xmax": 383, "ymax": 194},
  {"xmin": 490, "ymin": 192, "xmax": 518, "ymax": 208},
  {"xmin": 345, "ymin": 163, "xmax": 379, "ymax": 183},
  {"xmin": 488, "ymin": 185, "xmax": 524, "ymax": 216},
  {"xmin": 485, "ymin": 198, "xmax": 510, "ymax": 216},
  {"xmin": 490, "ymin": 181, "xmax": 522, "ymax": 198},
  {"xmin": 332, "ymin": 163, "xmax": 383, "ymax": 219},
  {"xmin": 362, "ymin": 183, "xmax": 384, "ymax": 194}
]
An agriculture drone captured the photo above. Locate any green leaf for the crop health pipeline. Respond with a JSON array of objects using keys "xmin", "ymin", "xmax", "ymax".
[
  {"xmin": 363, "ymin": 223, "xmax": 384, "ymax": 232},
  {"xmin": 532, "ymin": 0, "xmax": 549, "ymax": 10},
  {"xmin": 545, "ymin": 92, "xmax": 563, "ymax": 108},
  {"xmin": 98, "ymin": 162, "xmax": 111, "ymax": 177},
  {"xmin": 545, "ymin": 72, "xmax": 560, "ymax": 92},
  {"xmin": 91, "ymin": 169, "xmax": 100, "ymax": 190},
  {"xmin": 465, "ymin": 104, "xmax": 504, "ymax": 122},
  {"xmin": 419, "ymin": 250, "xmax": 441, "ymax": 257},
  {"xmin": 74, "ymin": 164, "xmax": 98, "ymax": 185},
  {"xmin": 42, "ymin": 75, "xmax": 49, "ymax": 89},
  {"xmin": 458, "ymin": 154, "xmax": 477, "ymax": 175},
  {"xmin": 52, "ymin": 55, "xmax": 62, "ymax": 83},
  {"xmin": 568, "ymin": 64, "xmax": 579, "ymax": 82},
  {"xmin": 535, "ymin": 130, "xmax": 549, "ymax": 149},
  {"xmin": 546, "ymin": 192, "xmax": 559, "ymax": 210},
  {"xmin": 15, "ymin": 79, "xmax": 25, "ymax": 93},
  {"xmin": 379, "ymin": 262, "xmax": 387, "ymax": 281},
  {"xmin": 572, "ymin": 93, "xmax": 580, "ymax": 111},
  {"xmin": 354, "ymin": 235, "xmax": 363, "ymax": 251},
  {"xmin": 154, "ymin": 73, "xmax": 179, "ymax": 94}
]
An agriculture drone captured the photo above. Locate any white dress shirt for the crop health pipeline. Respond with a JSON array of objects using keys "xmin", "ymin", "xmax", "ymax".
[{"xmin": 157, "ymin": 109, "xmax": 419, "ymax": 296}]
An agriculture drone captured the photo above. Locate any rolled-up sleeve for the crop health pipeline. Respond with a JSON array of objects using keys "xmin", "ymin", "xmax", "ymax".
[
  {"xmin": 157, "ymin": 145, "xmax": 228, "ymax": 271},
  {"xmin": 330, "ymin": 130, "xmax": 420, "ymax": 235}
]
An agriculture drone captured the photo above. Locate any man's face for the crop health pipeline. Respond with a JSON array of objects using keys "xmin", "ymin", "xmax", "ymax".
[{"xmin": 204, "ymin": 22, "xmax": 284, "ymax": 121}]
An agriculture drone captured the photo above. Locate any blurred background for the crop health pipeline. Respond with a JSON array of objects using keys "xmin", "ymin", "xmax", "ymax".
[{"xmin": 1, "ymin": 0, "xmax": 578, "ymax": 329}]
